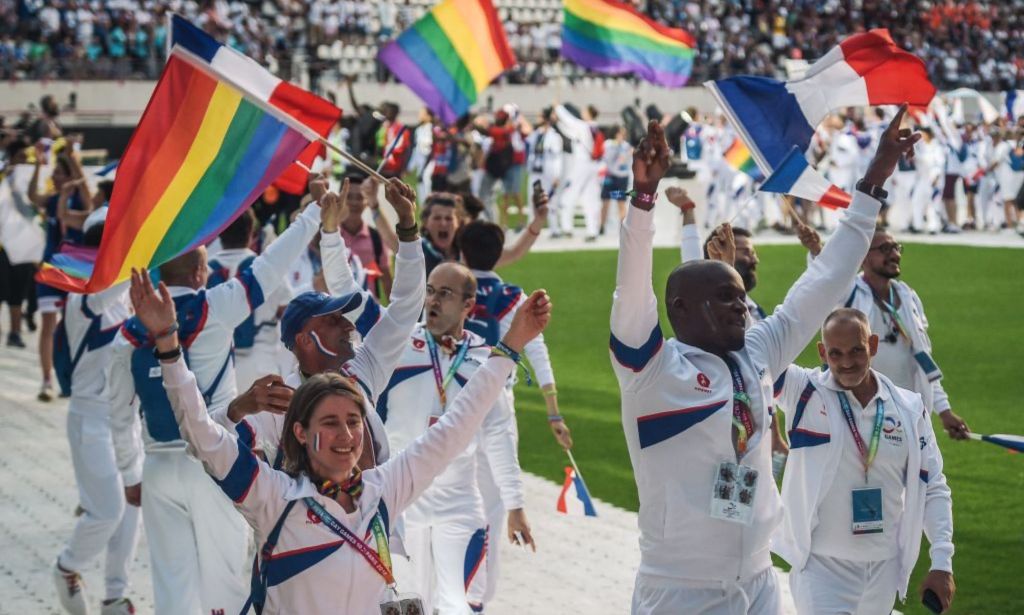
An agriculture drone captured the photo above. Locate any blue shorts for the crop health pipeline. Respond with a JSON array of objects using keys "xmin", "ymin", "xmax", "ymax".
[{"xmin": 602, "ymin": 175, "xmax": 630, "ymax": 200}]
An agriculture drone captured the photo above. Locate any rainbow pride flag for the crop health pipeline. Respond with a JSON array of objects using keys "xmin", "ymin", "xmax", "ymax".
[
  {"xmin": 724, "ymin": 138, "xmax": 764, "ymax": 182},
  {"xmin": 562, "ymin": 0, "xmax": 695, "ymax": 88},
  {"xmin": 378, "ymin": 0, "xmax": 516, "ymax": 124},
  {"xmin": 37, "ymin": 15, "xmax": 339, "ymax": 293}
]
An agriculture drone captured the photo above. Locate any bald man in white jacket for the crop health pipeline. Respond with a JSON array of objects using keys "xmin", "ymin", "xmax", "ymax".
[{"xmin": 773, "ymin": 308, "xmax": 955, "ymax": 614}]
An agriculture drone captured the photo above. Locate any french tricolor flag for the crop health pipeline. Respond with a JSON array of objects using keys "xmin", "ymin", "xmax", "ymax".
[
  {"xmin": 556, "ymin": 467, "xmax": 597, "ymax": 517},
  {"xmin": 760, "ymin": 147, "xmax": 852, "ymax": 210},
  {"xmin": 705, "ymin": 29, "xmax": 935, "ymax": 206}
]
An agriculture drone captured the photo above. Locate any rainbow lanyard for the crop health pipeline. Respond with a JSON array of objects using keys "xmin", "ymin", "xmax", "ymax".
[
  {"xmin": 424, "ymin": 330, "xmax": 470, "ymax": 411},
  {"xmin": 723, "ymin": 356, "xmax": 756, "ymax": 457},
  {"xmin": 869, "ymin": 279, "xmax": 910, "ymax": 342},
  {"xmin": 836, "ymin": 392, "xmax": 885, "ymax": 483},
  {"xmin": 303, "ymin": 497, "xmax": 394, "ymax": 587}
]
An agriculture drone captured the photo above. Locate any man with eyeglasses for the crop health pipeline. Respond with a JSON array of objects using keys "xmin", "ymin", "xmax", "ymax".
[
  {"xmin": 801, "ymin": 230, "xmax": 970, "ymax": 440},
  {"xmin": 379, "ymin": 261, "xmax": 529, "ymax": 615}
]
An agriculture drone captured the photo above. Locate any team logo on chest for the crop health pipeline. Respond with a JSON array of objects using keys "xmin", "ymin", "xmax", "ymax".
[
  {"xmin": 695, "ymin": 372, "xmax": 712, "ymax": 394},
  {"xmin": 412, "ymin": 339, "xmax": 425, "ymax": 351},
  {"xmin": 883, "ymin": 415, "xmax": 904, "ymax": 444},
  {"xmin": 306, "ymin": 508, "xmax": 322, "ymax": 525}
]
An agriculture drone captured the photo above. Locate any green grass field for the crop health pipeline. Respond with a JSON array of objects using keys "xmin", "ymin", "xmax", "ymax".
[{"xmin": 500, "ymin": 242, "xmax": 1024, "ymax": 615}]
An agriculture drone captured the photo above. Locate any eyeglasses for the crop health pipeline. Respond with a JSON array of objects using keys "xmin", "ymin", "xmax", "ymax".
[
  {"xmin": 869, "ymin": 242, "xmax": 903, "ymax": 255},
  {"xmin": 425, "ymin": 286, "xmax": 469, "ymax": 301}
]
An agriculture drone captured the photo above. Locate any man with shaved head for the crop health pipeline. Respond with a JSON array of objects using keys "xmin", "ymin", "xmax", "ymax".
[
  {"xmin": 610, "ymin": 109, "xmax": 919, "ymax": 614},
  {"xmin": 831, "ymin": 227, "xmax": 970, "ymax": 441},
  {"xmin": 773, "ymin": 307, "xmax": 955, "ymax": 614},
  {"xmin": 379, "ymin": 261, "xmax": 530, "ymax": 615}
]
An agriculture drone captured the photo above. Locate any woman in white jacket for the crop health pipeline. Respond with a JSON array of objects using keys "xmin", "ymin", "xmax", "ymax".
[{"xmin": 126, "ymin": 268, "xmax": 551, "ymax": 615}]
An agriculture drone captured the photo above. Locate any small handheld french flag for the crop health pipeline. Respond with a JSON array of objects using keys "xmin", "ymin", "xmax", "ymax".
[
  {"xmin": 556, "ymin": 450, "xmax": 597, "ymax": 517},
  {"xmin": 760, "ymin": 147, "xmax": 852, "ymax": 209}
]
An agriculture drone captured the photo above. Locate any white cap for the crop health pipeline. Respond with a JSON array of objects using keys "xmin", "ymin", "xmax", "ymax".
[{"xmin": 83, "ymin": 206, "xmax": 108, "ymax": 234}]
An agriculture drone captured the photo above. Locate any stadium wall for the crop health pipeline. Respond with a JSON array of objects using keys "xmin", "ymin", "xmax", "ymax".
[{"xmin": 0, "ymin": 80, "xmax": 719, "ymax": 127}]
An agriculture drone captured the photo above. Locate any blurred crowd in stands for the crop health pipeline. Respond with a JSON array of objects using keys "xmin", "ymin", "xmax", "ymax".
[{"xmin": 2, "ymin": 0, "xmax": 1023, "ymax": 91}]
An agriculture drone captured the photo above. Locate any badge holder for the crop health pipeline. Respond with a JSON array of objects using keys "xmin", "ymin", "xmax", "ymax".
[
  {"xmin": 380, "ymin": 586, "xmax": 425, "ymax": 615},
  {"xmin": 851, "ymin": 487, "xmax": 884, "ymax": 535},
  {"xmin": 709, "ymin": 461, "xmax": 758, "ymax": 526}
]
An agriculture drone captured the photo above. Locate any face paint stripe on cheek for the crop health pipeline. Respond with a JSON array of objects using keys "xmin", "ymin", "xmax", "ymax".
[
  {"xmin": 309, "ymin": 330, "xmax": 339, "ymax": 358},
  {"xmin": 314, "ymin": 432, "xmax": 320, "ymax": 452}
]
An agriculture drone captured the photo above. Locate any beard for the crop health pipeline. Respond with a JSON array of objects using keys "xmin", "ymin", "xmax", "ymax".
[{"xmin": 735, "ymin": 264, "xmax": 757, "ymax": 292}]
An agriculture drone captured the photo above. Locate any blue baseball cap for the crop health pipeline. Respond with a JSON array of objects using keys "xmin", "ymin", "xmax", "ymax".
[{"xmin": 280, "ymin": 291, "xmax": 364, "ymax": 351}]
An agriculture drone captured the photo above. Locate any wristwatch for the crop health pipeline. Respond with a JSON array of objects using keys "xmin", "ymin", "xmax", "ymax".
[{"xmin": 855, "ymin": 179, "xmax": 888, "ymax": 200}]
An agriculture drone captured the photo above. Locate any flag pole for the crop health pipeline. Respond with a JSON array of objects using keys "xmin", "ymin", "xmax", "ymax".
[
  {"xmin": 376, "ymin": 125, "xmax": 409, "ymax": 174},
  {"xmin": 727, "ymin": 193, "xmax": 759, "ymax": 225},
  {"xmin": 565, "ymin": 448, "xmax": 592, "ymax": 497},
  {"xmin": 318, "ymin": 137, "xmax": 388, "ymax": 183}
]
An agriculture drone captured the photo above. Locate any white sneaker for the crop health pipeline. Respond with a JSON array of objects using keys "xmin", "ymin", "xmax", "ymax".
[
  {"xmin": 53, "ymin": 561, "xmax": 89, "ymax": 615},
  {"xmin": 38, "ymin": 381, "xmax": 54, "ymax": 402},
  {"xmin": 100, "ymin": 598, "xmax": 135, "ymax": 615}
]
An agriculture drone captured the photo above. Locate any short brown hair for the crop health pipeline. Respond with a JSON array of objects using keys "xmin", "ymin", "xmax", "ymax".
[{"xmin": 280, "ymin": 372, "xmax": 366, "ymax": 478}]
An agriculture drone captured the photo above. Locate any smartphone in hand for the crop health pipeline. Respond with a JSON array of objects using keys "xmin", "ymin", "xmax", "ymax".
[{"xmin": 922, "ymin": 589, "xmax": 943, "ymax": 614}]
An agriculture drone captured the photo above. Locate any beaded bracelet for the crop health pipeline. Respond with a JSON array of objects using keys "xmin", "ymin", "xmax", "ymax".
[
  {"xmin": 396, "ymin": 221, "xmax": 419, "ymax": 241},
  {"xmin": 628, "ymin": 190, "xmax": 657, "ymax": 206}
]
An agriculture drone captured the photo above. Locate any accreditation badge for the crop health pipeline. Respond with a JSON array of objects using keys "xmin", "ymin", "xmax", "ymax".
[
  {"xmin": 380, "ymin": 593, "xmax": 425, "ymax": 615},
  {"xmin": 851, "ymin": 487, "xmax": 884, "ymax": 535},
  {"xmin": 709, "ymin": 461, "xmax": 757, "ymax": 526}
]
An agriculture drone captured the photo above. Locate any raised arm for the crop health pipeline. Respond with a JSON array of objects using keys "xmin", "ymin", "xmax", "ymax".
[
  {"xmin": 377, "ymin": 291, "xmax": 550, "ymax": 515},
  {"xmin": 496, "ymin": 184, "xmax": 548, "ymax": 269},
  {"xmin": 747, "ymin": 105, "xmax": 920, "ymax": 378},
  {"xmin": 319, "ymin": 181, "xmax": 363, "ymax": 297},
  {"xmin": 57, "ymin": 179, "xmax": 93, "ymax": 229},
  {"xmin": 130, "ymin": 269, "xmax": 290, "ymax": 526},
  {"xmin": 554, "ymin": 104, "xmax": 592, "ymax": 146},
  {"xmin": 667, "ymin": 187, "xmax": 701, "ymax": 263},
  {"xmin": 344, "ymin": 179, "xmax": 425, "ymax": 396},
  {"xmin": 610, "ymin": 121, "xmax": 670, "ymax": 378},
  {"xmin": 206, "ymin": 200, "xmax": 322, "ymax": 328}
]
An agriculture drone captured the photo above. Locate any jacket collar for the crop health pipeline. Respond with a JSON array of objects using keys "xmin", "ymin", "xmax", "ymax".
[{"xmin": 815, "ymin": 368, "xmax": 894, "ymax": 405}]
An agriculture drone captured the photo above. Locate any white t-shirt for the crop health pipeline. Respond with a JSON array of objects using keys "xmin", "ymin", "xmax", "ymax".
[
  {"xmin": 811, "ymin": 389, "xmax": 908, "ymax": 562},
  {"xmin": 868, "ymin": 305, "xmax": 918, "ymax": 391}
]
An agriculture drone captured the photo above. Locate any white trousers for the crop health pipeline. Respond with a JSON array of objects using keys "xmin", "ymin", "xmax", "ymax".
[
  {"xmin": 559, "ymin": 164, "xmax": 601, "ymax": 237},
  {"xmin": 392, "ymin": 514, "xmax": 489, "ymax": 615},
  {"xmin": 911, "ymin": 179, "xmax": 944, "ymax": 230},
  {"xmin": 789, "ymin": 553, "xmax": 899, "ymax": 615},
  {"xmin": 468, "ymin": 407, "xmax": 519, "ymax": 607},
  {"xmin": 141, "ymin": 451, "xmax": 249, "ymax": 615},
  {"xmin": 632, "ymin": 566, "xmax": 781, "ymax": 615},
  {"xmin": 60, "ymin": 411, "xmax": 142, "ymax": 601}
]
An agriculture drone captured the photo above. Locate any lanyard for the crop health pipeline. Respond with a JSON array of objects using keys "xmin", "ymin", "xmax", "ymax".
[
  {"xmin": 836, "ymin": 392, "xmax": 885, "ymax": 483},
  {"xmin": 303, "ymin": 497, "xmax": 395, "ymax": 587},
  {"xmin": 868, "ymin": 279, "xmax": 910, "ymax": 342},
  {"xmin": 424, "ymin": 330, "xmax": 470, "ymax": 410},
  {"xmin": 723, "ymin": 356, "xmax": 756, "ymax": 457}
]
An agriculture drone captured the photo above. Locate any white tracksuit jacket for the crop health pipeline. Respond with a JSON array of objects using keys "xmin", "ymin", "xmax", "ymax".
[
  {"xmin": 841, "ymin": 277, "xmax": 951, "ymax": 414},
  {"xmin": 772, "ymin": 366, "xmax": 954, "ymax": 599},
  {"xmin": 161, "ymin": 351, "xmax": 516, "ymax": 615},
  {"xmin": 377, "ymin": 324, "xmax": 525, "ymax": 521},
  {"xmin": 207, "ymin": 246, "xmax": 293, "ymax": 389},
  {"xmin": 610, "ymin": 191, "xmax": 880, "ymax": 587},
  {"xmin": 109, "ymin": 202, "xmax": 322, "ymax": 485},
  {"xmin": 227, "ymin": 234, "xmax": 426, "ymax": 470}
]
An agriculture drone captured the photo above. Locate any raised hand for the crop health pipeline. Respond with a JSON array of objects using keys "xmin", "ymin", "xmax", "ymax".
[
  {"xmin": 320, "ymin": 179, "xmax": 350, "ymax": 234},
  {"xmin": 863, "ymin": 104, "xmax": 921, "ymax": 186},
  {"xmin": 706, "ymin": 223, "xmax": 736, "ymax": 266},
  {"xmin": 631, "ymin": 120, "xmax": 671, "ymax": 199},
  {"xmin": 384, "ymin": 177, "xmax": 417, "ymax": 227},
  {"xmin": 795, "ymin": 220, "xmax": 822, "ymax": 256},
  {"xmin": 308, "ymin": 173, "xmax": 329, "ymax": 204},
  {"xmin": 361, "ymin": 176, "xmax": 380, "ymax": 210},
  {"xmin": 128, "ymin": 268, "xmax": 176, "ymax": 336},
  {"xmin": 502, "ymin": 289, "xmax": 551, "ymax": 352},
  {"xmin": 227, "ymin": 374, "xmax": 295, "ymax": 422},
  {"xmin": 665, "ymin": 186, "xmax": 695, "ymax": 212}
]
